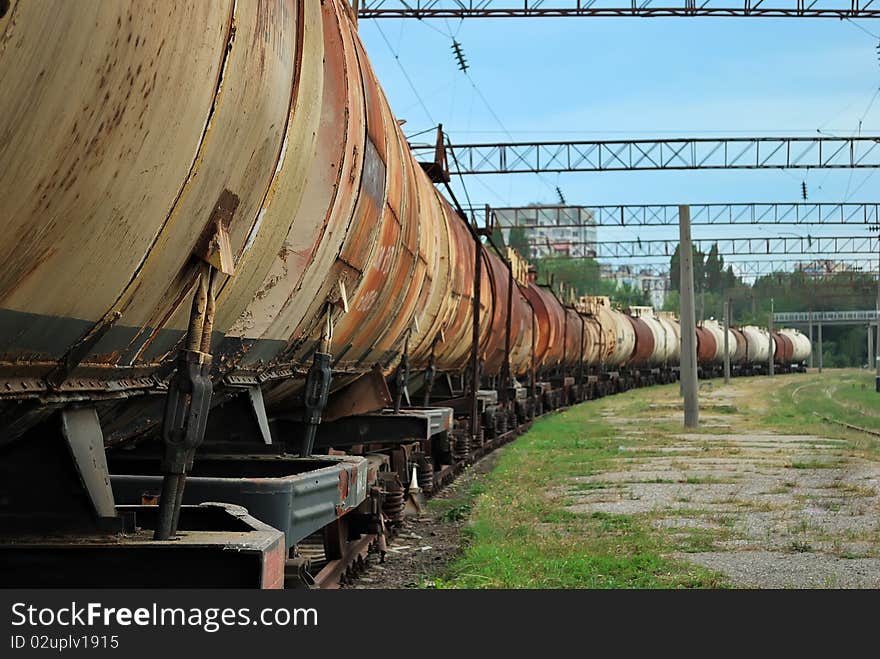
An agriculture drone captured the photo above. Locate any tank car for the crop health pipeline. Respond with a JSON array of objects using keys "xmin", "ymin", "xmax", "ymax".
[{"xmin": 0, "ymin": 0, "xmax": 812, "ymax": 587}]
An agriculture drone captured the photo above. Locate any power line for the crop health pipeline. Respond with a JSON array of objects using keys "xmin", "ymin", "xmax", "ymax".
[{"xmin": 372, "ymin": 22, "xmax": 436, "ymax": 126}]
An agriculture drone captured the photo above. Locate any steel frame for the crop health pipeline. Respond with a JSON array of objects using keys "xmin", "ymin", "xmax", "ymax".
[
  {"xmin": 359, "ymin": 1, "xmax": 880, "ymax": 19},
  {"xmin": 488, "ymin": 202, "xmax": 880, "ymax": 227},
  {"xmin": 605, "ymin": 257, "xmax": 879, "ymax": 276},
  {"xmin": 411, "ymin": 137, "xmax": 880, "ymax": 174},
  {"xmin": 589, "ymin": 234, "xmax": 879, "ymax": 258}
]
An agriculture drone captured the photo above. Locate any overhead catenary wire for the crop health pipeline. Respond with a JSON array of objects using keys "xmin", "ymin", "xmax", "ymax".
[
  {"xmin": 372, "ymin": 21, "xmax": 436, "ymax": 126},
  {"xmin": 845, "ymin": 17, "xmax": 880, "ymax": 41}
]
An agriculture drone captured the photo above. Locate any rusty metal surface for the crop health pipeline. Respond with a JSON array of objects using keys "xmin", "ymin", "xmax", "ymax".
[
  {"xmin": 524, "ymin": 283, "xmax": 567, "ymax": 370},
  {"xmin": 0, "ymin": 2, "xmax": 233, "ymax": 339},
  {"xmin": 481, "ymin": 247, "xmax": 527, "ymax": 375},
  {"xmin": 627, "ymin": 316, "xmax": 655, "ymax": 367},
  {"xmin": 773, "ymin": 331, "xmax": 795, "ymax": 363},
  {"xmin": 111, "ymin": 454, "xmax": 369, "ymax": 550},
  {"xmin": 581, "ymin": 315, "xmax": 603, "ymax": 366},
  {"xmin": 629, "ymin": 307, "xmax": 672, "ymax": 366},
  {"xmin": 699, "ymin": 320, "xmax": 725, "ymax": 364},
  {"xmin": 695, "ymin": 326, "xmax": 717, "ymax": 364},
  {"xmin": 731, "ymin": 328, "xmax": 749, "ymax": 364},
  {"xmin": 578, "ymin": 296, "xmax": 617, "ymax": 366},
  {"xmin": 779, "ymin": 328, "xmax": 811, "ymax": 362},
  {"xmin": 322, "ymin": 366, "xmax": 393, "ymax": 422},
  {"xmin": 562, "ymin": 307, "xmax": 582, "ymax": 369},
  {"xmin": 607, "ymin": 309, "xmax": 635, "ymax": 367},
  {"xmin": 0, "ymin": 503, "xmax": 286, "ymax": 588}
]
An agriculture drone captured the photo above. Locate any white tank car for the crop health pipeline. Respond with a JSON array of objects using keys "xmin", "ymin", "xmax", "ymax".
[
  {"xmin": 656, "ymin": 311, "xmax": 681, "ymax": 365},
  {"xmin": 742, "ymin": 325, "xmax": 772, "ymax": 363},
  {"xmin": 779, "ymin": 328, "xmax": 812, "ymax": 363},
  {"xmin": 700, "ymin": 319, "xmax": 735, "ymax": 364},
  {"xmin": 629, "ymin": 306, "xmax": 671, "ymax": 366}
]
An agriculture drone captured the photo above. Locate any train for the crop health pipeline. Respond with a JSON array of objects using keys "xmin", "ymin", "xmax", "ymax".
[{"xmin": 0, "ymin": 0, "xmax": 811, "ymax": 587}]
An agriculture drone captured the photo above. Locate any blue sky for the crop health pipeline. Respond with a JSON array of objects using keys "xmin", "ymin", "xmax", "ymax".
[{"xmin": 358, "ymin": 15, "xmax": 880, "ymax": 272}]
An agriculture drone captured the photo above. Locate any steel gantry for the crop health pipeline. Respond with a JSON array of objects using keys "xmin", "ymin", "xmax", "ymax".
[
  {"xmin": 411, "ymin": 136, "xmax": 880, "ymax": 174},
  {"xmin": 358, "ymin": 1, "xmax": 880, "ymax": 20},
  {"xmin": 608, "ymin": 258, "xmax": 880, "ymax": 278},
  {"xmin": 486, "ymin": 202, "xmax": 880, "ymax": 227},
  {"xmin": 585, "ymin": 234, "xmax": 879, "ymax": 259}
]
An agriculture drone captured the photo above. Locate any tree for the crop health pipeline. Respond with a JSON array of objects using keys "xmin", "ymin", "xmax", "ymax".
[
  {"xmin": 704, "ymin": 243, "xmax": 723, "ymax": 293},
  {"xmin": 507, "ymin": 226, "xmax": 532, "ymax": 259},
  {"xmin": 669, "ymin": 244, "xmax": 706, "ymax": 292}
]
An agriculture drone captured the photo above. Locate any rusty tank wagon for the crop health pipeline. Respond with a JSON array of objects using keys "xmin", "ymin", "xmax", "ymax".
[{"xmin": 0, "ymin": 0, "xmax": 810, "ymax": 587}]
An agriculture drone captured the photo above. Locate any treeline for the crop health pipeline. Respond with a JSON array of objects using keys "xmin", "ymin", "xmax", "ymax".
[
  {"xmin": 506, "ymin": 226, "xmax": 649, "ymax": 307},
  {"xmin": 506, "ymin": 225, "xmax": 873, "ymax": 367},
  {"xmin": 662, "ymin": 243, "xmax": 876, "ymax": 368}
]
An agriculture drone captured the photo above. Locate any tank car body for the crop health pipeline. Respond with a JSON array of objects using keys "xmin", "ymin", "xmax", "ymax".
[
  {"xmin": 742, "ymin": 326, "xmax": 772, "ymax": 367},
  {"xmin": 695, "ymin": 326, "xmax": 718, "ymax": 365},
  {"xmin": 656, "ymin": 311, "xmax": 681, "ymax": 366},
  {"xmin": 523, "ymin": 282, "xmax": 567, "ymax": 371},
  {"xmin": 601, "ymin": 299, "xmax": 637, "ymax": 369},
  {"xmin": 730, "ymin": 328, "xmax": 749, "ymax": 365},
  {"xmin": 628, "ymin": 307, "xmax": 673, "ymax": 367},
  {"xmin": 0, "ymin": 0, "xmax": 814, "ymax": 586},
  {"xmin": 779, "ymin": 328, "xmax": 811, "ymax": 365},
  {"xmin": 772, "ymin": 331, "xmax": 794, "ymax": 366}
]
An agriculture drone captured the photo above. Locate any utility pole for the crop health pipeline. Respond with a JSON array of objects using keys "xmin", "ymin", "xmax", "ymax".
[
  {"xmin": 678, "ymin": 205, "xmax": 698, "ymax": 428},
  {"xmin": 818, "ymin": 322, "xmax": 823, "ymax": 373},
  {"xmin": 808, "ymin": 310, "xmax": 813, "ymax": 369},
  {"xmin": 723, "ymin": 297, "xmax": 731, "ymax": 384},
  {"xmin": 768, "ymin": 298, "xmax": 775, "ymax": 377},
  {"xmin": 869, "ymin": 323, "xmax": 874, "ymax": 372},
  {"xmin": 871, "ymin": 220, "xmax": 880, "ymax": 389}
]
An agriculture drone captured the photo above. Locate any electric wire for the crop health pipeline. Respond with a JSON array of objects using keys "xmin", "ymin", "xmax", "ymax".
[{"xmin": 373, "ymin": 21, "xmax": 436, "ymax": 125}]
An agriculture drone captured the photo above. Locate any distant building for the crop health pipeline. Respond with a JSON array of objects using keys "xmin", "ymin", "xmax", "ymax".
[
  {"xmin": 602, "ymin": 264, "xmax": 669, "ymax": 309},
  {"xmin": 795, "ymin": 259, "xmax": 858, "ymax": 275},
  {"xmin": 497, "ymin": 206, "xmax": 597, "ymax": 258}
]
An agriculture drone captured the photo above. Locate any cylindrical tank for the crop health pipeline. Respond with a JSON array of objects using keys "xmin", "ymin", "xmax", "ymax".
[
  {"xmin": 646, "ymin": 316, "xmax": 669, "ymax": 366},
  {"xmin": 628, "ymin": 307, "xmax": 671, "ymax": 366},
  {"xmin": 608, "ymin": 306, "xmax": 637, "ymax": 367},
  {"xmin": 0, "ymin": 0, "xmax": 516, "ymax": 444},
  {"xmin": 627, "ymin": 316, "xmax": 655, "ymax": 367},
  {"xmin": 523, "ymin": 282, "xmax": 567, "ymax": 371},
  {"xmin": 742, "ymin": 326, "xmax": 771, "ymax": 364},
  {"xmin": 557, "ymin": 307, "xmax": 579, "ymax": 370},
  {"xmin": 656, "ymin": 312, "xmax": 681, "ymax": 366},
  {"xmin": 695, "ymin": 326, "xmax": 717, "ymax": 365},
  {"xmin": 701, "ymin": 320, "xmax": 733, "ymax": 364},
  {"xmin": 772, "ymin": 331, "xmax": 795, "ymax": 364},
  {"xmin": 779, "ymin": 328, "xmax": 811, "ymax": 363},
  {"xmin": 730, "ymin": 328, "xmax": 748, "ymax": 364},
  {"xmin": 479, "ymin": 247, "xmax": 532, "ymax": 377},
  {"xmin": 582, "ymin": 315, "xmax": 603, "ymax": 367},
  {"xmin": 578, "ymin": 296, "xmax": 613, "ymax": 365}
]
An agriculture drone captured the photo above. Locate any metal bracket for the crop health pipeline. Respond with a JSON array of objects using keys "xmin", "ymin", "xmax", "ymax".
[
  {"xmin": 60, "ymin": 407, "xmax": 115, "ymax": 519},
  {"xmin": 246, "ymin": 386, "xmax": 273, "ymax": 446}
]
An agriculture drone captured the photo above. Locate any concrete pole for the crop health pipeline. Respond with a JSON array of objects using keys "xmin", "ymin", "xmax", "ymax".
[
  {"xmin": 869, "ymin": 324, "xmax": 874, "ymax": 371},
  {"xmin": 808, "ymin": 310, "xmax": 813, "ymax": 369},
  {"xmin": 678, "ymin": 205, "xmax": 699, "ymax": 428},
  {"xmin": 876, "ymin": 274, "xmax": 880, "ymax": 390},
  {"xmin": 723, "ymin": 298, "xmax": 731, "ymax": 384},
  {"xmin": 768, "ymin": 298, "xmax": 775, "ymax": 377},
  {"xmin": 818, "ymin": 322, "xmax": 823, "ymax": 373}
]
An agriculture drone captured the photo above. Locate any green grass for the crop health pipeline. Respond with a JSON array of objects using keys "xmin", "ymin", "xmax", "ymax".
[
  {"xmin": 762, "ymin": 371, "xmax": 880, "ymax": 444},
  {"xmin": 438, "ymin": 391, "xmax": 728, "ymax": 589},
  {"xmin": 436, "ymin": 369, "xmax": 879, "ymax": 589},
  {"xmin": 789, "ymin": 460, "xmax": 840, "ymax": 470}
]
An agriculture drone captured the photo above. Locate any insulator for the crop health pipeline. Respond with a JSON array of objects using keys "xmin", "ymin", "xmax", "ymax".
[{"xmin": 451, "ymin": 39, "xmax": 469, "ymax": 73}]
